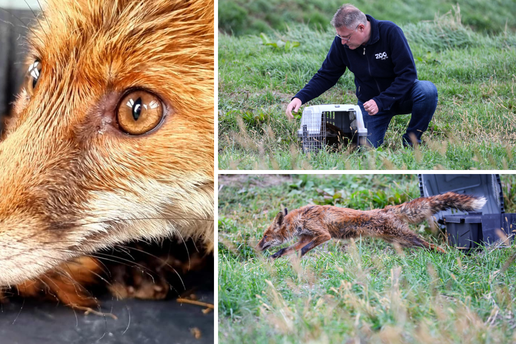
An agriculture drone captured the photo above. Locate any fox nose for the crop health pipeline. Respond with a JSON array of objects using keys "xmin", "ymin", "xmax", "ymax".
[{"xmin": 257, "ymin": 239, "xmax": 269, "ymax": 251}]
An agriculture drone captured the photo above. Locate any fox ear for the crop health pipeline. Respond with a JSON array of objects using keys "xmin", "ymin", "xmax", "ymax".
[
  {"xmin": 284, "ymin": 208, "xmax": 288, "ymax": 216},
  {"xmin": 275, "ymin": 211, "xmax": 284, "ymax": 226}
]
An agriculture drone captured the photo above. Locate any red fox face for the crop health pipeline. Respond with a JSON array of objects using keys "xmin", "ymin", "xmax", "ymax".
[
  {"xmin": 0, "ymin": 0, "xmax": 214, "ymax": 287},
  {"xmin": 257, "ymin": 208, "xmax": 290, "ymax": 251}
]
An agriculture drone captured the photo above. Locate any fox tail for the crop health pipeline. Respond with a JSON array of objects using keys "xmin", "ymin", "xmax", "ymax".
[{"xmin": 385, "ymin": 191, "xmax": 486, "ymax": 224}]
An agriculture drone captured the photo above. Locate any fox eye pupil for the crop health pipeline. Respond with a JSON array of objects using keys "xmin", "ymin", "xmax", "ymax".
[
  {"xmin": 26, "ymin": 60, "xmax": 42, "ymax": 94},
  {"xmin": 133, "ymin": 98, "xmax": 142, "ymax": 120},
  {"xmin": 117, "ymin": 90, "xmax": 164, "ymax": 135}
]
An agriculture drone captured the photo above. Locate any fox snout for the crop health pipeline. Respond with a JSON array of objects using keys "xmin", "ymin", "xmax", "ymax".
[
  {"xmin": 257, "ymin": 234, "xmax": 281, "ymax": 251},
  {"xmin": 257, "ymin": 237, "xmax": 269, "ymax": 251}
]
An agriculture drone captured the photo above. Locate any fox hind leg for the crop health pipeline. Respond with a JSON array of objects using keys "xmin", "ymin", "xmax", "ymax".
[
  {"xmin": 379, "ymin": 218, "xmax": 446, "ymax": 254},
  {"xmin": 398, "ymin": 234, "xmax": 446, "ymax": 254}
]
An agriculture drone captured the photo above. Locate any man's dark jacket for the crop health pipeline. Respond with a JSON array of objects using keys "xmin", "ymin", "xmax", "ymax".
[{"xmin": 294, "ymin": 15, "xmax": 417, "ymax": 112}]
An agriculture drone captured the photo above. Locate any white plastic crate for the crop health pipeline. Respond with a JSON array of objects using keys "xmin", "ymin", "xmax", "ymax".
[{"xmin": 297, "ymin": 104, "xmax": 368, "ymax": 153}]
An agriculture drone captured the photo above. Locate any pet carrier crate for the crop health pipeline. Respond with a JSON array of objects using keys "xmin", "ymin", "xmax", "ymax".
[
  {"xmin": 297, "ymin": 104, "xmax": 368, "ymax": 153},
  {"xmin": 418, "ymin": 174, "xmax": 514, "ymax": 250}
]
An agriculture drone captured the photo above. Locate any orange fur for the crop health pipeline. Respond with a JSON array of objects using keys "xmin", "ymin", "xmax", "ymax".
[
  {"xmin": 14, "ymin": 257, "xmax": 102, "ymax": 307},
  {"xmin": 0, "ymin": 0, "xmax": 213, "ymax": 306},
  {"xmin": 258, "ymin": 192, "xmax": 486, "ymax": 258}
]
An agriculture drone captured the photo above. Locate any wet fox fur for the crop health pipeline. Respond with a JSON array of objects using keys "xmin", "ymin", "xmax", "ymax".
[
  {"xmin": 258, "ymin": 192, "xmax": 486, "ymax": 258},
  {"xmin": 0, "ymin": 0, "xmax": 213, "ymax": 307}
]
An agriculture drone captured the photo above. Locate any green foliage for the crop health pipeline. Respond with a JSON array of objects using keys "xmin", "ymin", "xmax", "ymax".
[
  {"xmin": 218, "ymin": 1, "xmax": 248, "ymax": 35},
  {"xmin": 259, "ymin": 33, "xmax": 300, "ymax": 52},
  {"xmin": 219, "ymin": 0, "xmax": 516, "ymax": 36},
  {"xmin": 219, "ymin": 175, "xmax": 516, "ymax": 343}
]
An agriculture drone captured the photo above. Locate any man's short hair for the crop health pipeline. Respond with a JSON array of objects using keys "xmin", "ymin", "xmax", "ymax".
[{"xmin": 331, "ymin": 4, "xmax": 367, "ymax": 29}]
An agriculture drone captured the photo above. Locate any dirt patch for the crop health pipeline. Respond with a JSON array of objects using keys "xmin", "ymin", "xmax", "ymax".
[
  {"xmin": 218, "ymin": 174, "xmax": 346, "ymax": 190},
  {"xmin": 218, "ymin": 174, "xmax": 292, "ymax": 190}
]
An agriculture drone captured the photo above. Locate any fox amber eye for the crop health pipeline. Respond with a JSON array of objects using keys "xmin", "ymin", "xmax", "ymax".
[
  {"xmin": 26, "ymin": 60, "xmax": 42, "ymax": 95},
  {"xmin": 117, "ymin": 91, "xmax": 163, "ymax": 135}
]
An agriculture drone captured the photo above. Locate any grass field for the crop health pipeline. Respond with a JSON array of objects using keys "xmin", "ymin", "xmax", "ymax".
[
  {"xmin": 218, "ymin": 9, "xmax": 516, "ymax": 170},
  {"xmin": 218, "ymin": 174, "xmax": 516, "ymax": 343}
]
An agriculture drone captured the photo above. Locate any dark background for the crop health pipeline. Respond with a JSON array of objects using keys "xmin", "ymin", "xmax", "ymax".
[
  {"xmin": 0, "ymin": 6, "xmax": 35, "ymax": 132},
  {"xmin": 1, "ymin": 289, "xmax": 215, "ymax": 344}
]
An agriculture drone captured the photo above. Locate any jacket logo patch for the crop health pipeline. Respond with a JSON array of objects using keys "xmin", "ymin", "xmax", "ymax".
[{"xmin": 375, "ymin": 52, "xmax": 388, "ymax": 60}]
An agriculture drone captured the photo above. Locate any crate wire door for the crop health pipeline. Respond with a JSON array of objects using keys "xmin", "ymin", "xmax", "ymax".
[{"xmin": 301, "ymin": 111, "xmax": 327, "ymax": 154}]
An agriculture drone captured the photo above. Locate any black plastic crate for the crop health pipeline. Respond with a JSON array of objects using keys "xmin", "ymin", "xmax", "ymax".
[
  {"xmin": 418, "ymin": 174, "xmax": 512, "ymax": 250},
  {"xmin": 444, "ymin": 212, "xmax": 513, "ymax": 250},
  {"xmin": 444, "ymin": 212, "xmax": 483, "ymax": 249}
]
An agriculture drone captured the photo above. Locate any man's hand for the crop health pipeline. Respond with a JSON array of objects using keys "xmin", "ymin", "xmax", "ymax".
[
  {"xmin": 285, "ymin": 98, "xmax": 302, "ymax": 119},
  {"xmin": 363, "ymin": 99, "xmax": 379, "ymax": 115}
]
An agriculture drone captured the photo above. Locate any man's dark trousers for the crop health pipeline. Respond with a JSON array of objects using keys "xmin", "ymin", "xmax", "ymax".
[{"xmin": 358, "ymin": 80, "xmax": 438, "ymax": 148}]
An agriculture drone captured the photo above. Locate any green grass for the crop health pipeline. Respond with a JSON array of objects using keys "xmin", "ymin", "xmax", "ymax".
[
  {"xmin": 218, "ymin": 13, "xmax": 516, "ymax": 170},
  {"xmin": 218, "ymin": 174, "xmax": 516, "ymax": 343},
  {"xmin": 219, "ymin": 0, "xmax": 516, "ymax": 36}
]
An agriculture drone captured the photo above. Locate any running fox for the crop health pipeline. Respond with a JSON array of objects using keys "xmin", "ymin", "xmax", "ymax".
[
  {"xmin": 0, "ymin": 0, "xmax": 213, "ymax": 307},
  {"xmin": 257, "ymin": 192, "xmax": 486, "ymax": 258}
]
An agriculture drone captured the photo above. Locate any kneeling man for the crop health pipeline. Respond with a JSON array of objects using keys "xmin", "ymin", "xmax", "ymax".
[{"xmin": 286, "ymin": 4, "xmax": 438, "ymax": 148}]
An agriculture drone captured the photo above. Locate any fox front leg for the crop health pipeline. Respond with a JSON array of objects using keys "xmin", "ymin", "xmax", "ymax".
[
  {"xmin": 270, "ymin": 235, "xmax": 313, "ymax": 259},
  {"xmin": 270, "ymin": 247, "xmax": 287, "ymax": 259},
  {"xmin": 270, "ymin": 234, "xmax": 332, "ymax": 259},
  {"xmin": 299, "ymin": 233, "xmax": 331, "ymax": 257}
]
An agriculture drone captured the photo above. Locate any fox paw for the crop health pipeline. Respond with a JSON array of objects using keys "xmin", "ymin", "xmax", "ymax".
[{"xmin": 270, "ymin": 248, "xmax": 286, "ymax": 259}]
